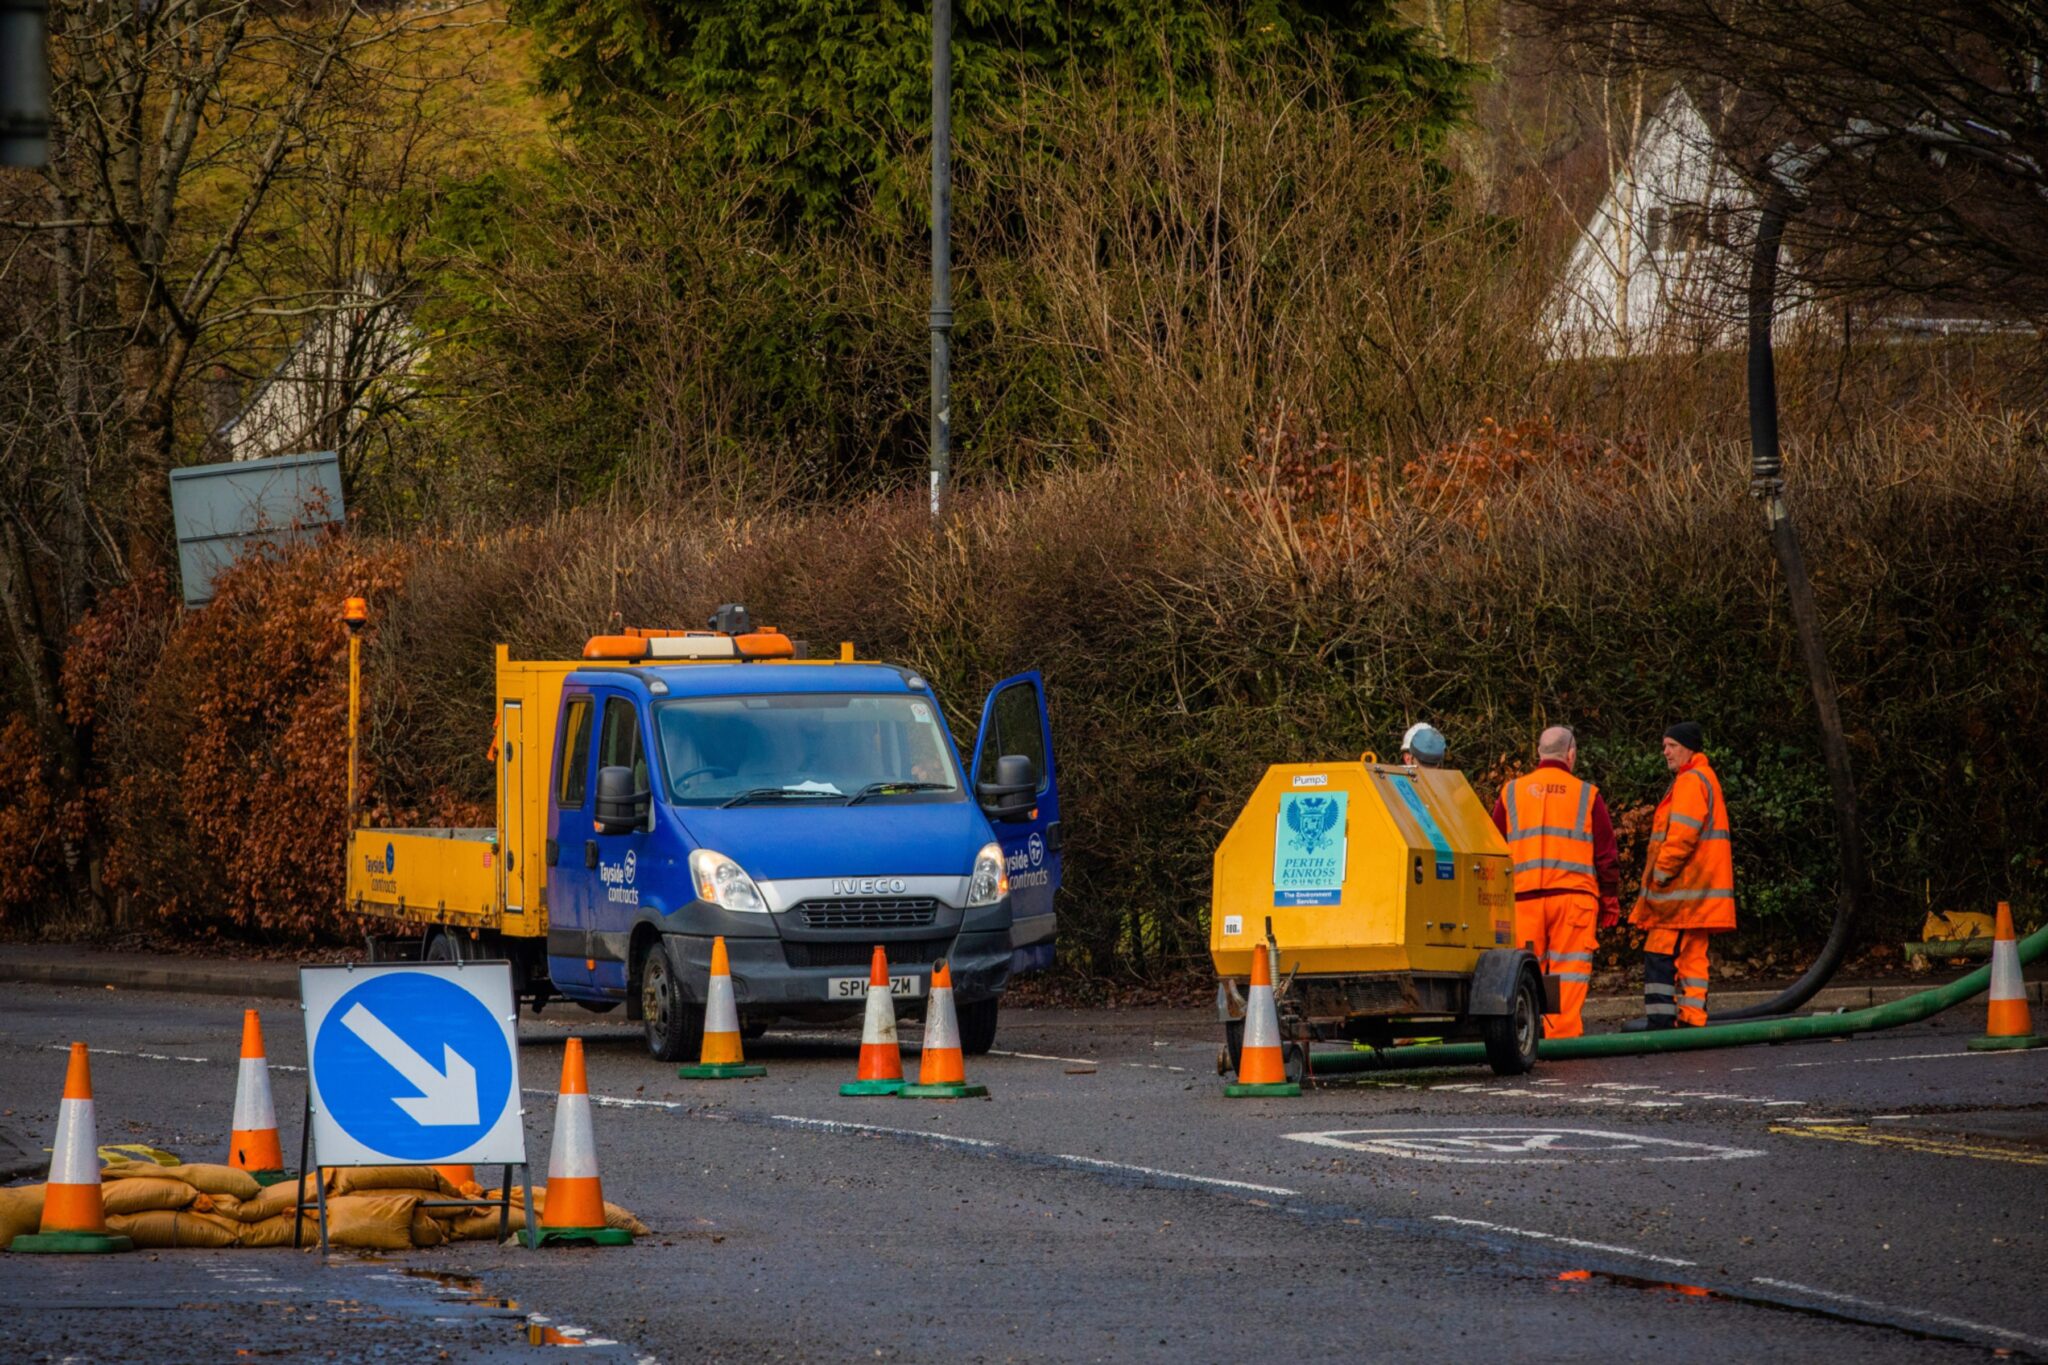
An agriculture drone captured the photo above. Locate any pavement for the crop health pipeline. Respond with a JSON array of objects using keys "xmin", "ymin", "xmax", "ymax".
[{"xmin": 4, "ymin": 959, "xmax": 2047, "ymax": 1362}]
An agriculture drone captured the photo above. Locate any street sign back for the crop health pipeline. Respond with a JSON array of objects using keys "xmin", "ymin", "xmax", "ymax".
[{"xmin": 301, "ymin": 963, "xmax": 525, "ymax": 1167}]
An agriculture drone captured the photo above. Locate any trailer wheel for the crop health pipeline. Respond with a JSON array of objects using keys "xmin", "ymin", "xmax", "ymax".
[
  {"xmin": 424, "ymin": 929, "xmax": 459, "ymax": 963},
  {"xmin": 639, "ymin": 941, "xmax": 703, "ymax": 1062},
  {"xmin": 1481, "ymin": 969, "xmax": 1543, "ymax": 1076}
]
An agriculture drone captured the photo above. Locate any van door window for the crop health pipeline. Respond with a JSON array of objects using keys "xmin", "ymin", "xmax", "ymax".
[
  {"xmin": 977, "ymin": 680, "xmax": 1049, "ymax": 792},
  {"xmin": 555, "ymin": 697, "xmax": 594, "ymax": 806},
  {"xmin": 598, "ymin": 696, "xmax": 649, "ymax": 794}
]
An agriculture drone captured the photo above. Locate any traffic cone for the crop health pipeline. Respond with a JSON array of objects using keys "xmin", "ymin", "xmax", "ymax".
[
  {"xmin": 1225, "ymin": 945, "xmax": 1301, "ymax": 1097},
  {"xmin": 434, "ymin": 1165, "xmax": 483, "ymax": 1197},
  {"xmin": 227, "ymin": 1010, "xmax": 287, "ymax": 1183},
  {"xmin": 899, "ymin": 961, "xmax": 988, "ymax": 1098},
  {"xmin": 678, "ymin": 936, "xmax": 766, "ymax": 1079},
  {"xmin": 533, "ymin": 1038, "xmax": 631, "ymax": 1247},
  {"xmin": 841, "ymin": 946, "xmax": 906, "ymax": 1096},
  {"xmin": 1968, "ymin": 902, "xmax": 2045, "ymax": 1051},
  {"xmin": 12, "ymin": 1043, "xmax": 133, "ymax": 1253}
]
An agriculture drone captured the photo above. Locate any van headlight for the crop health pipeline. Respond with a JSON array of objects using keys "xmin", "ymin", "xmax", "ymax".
[
  {"xmin": 966, "ymin": 841, "xmax": 1009, "ymax": 907},
  {"xmin": 690, "ymin": 849, "xmax": 767, "ymax": 912}
]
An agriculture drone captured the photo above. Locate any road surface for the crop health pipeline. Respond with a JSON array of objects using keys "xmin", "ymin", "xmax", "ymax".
[{"xmin": 3, "ymin": 980, "xmax": 2044, "ymax": 1361}]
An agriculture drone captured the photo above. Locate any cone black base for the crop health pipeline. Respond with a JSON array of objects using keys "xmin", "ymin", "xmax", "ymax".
[
  {"xmin": 678, "ymin": 1062, "xmax": 767, "ymax": 1079},
  {"xmin": 10, "ymin": 1231, "xmax": 135, "ymax": 1254}
]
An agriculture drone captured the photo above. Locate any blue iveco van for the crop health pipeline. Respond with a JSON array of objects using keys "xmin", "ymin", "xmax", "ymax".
[{"xmin": 541, "ymin": 631, "xmax": 1060, "ymax": 1060}]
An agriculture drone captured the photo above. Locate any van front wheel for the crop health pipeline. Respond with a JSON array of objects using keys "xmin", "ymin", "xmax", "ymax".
[
  {"xmin": 956, "ymin": 998, "xmax": 999, "ymax": 1056},
  {"xmin": 640, "ymin": 941, "xmax": 703, "ymax": 1063}
]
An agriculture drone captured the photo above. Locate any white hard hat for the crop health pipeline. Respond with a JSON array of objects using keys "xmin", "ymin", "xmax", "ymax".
[{"xmin": 1401, "ymin": 722, "xmax": 1446, "ymax": 765}]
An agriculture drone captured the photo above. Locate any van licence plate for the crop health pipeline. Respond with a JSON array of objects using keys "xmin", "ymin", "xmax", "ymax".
[{"xmin": 828, "ymin": 975, "xmax": 922, "ymax": 1000}]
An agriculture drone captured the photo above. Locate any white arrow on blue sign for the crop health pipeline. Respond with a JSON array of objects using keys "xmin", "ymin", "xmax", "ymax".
[{"xmin": 300, "ymin": 963, "xmax": 526, "ymax": 1167}]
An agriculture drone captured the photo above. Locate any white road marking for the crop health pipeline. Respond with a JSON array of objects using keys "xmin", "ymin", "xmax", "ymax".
[
  {"xmin": 46, "ymin": 1043, "xmax": 211, "ymax": 1064},
  {"xmin": 1429, "ymin": 1215, "xmax": 1697, "ymax": 1268},
  {"xmin": 521, "ymin": 1086, "xmax": 679, "ymax": 1112},
  {"xmin": 1053, "ymin": 1154, "xmax": 1298, "ymax": 1197},
  {"xmin": 769, "ymin": 1115, "xmax": 997, "ymax": 1148},
  {"xmin": 1752, "ymin": 1278, "xmax": 2048, "ymax": 1352},
  {"xmin": 991, "ymin": 1048, "xmax": 1098, "ymax": 1065},
  {"xmin": 1287, "ymin": 1127, "xmax": 1764, "ymax": 1164},
  {"xmin": 1731, "ymin": 1048, "xmax": 2048, "ymax": 1072}
]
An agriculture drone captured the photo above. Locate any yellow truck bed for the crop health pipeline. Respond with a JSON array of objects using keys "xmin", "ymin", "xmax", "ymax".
[{"xmin": 345, "ymin": 646, "xmax": 610, "ymax": 941}]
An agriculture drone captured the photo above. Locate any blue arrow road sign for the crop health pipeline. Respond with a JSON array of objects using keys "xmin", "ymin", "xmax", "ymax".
[{"xmin": 301, "ymin": 964, "xmax": 525, "ymax": 1166}]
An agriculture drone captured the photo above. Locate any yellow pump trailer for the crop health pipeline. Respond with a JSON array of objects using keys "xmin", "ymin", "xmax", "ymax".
[{"xmin": 1210, "ymin": 757, "xmax": 1558, "ymax": 1078}]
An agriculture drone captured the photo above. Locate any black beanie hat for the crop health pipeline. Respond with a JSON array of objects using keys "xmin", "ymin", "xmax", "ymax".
[{"xmin": 1664, "ymin": 721, "xmax": 1705, "ymax": 753}]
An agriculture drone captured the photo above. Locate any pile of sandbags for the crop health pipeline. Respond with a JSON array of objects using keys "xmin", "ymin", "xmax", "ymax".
[{"xmin": 0, "ymin": 1163, "xmax": 649, "ymax": 1251}]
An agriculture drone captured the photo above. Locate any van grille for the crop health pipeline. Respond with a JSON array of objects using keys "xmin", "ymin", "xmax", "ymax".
[
  {"xmin": 782, "ymin": 937, "xmax": 952, "ymax": 970},
  {"xmin": 794, "ymin": 898, "xmax": 939, "ymax": 929}
]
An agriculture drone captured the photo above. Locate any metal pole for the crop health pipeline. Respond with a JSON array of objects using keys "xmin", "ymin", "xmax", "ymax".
[
  {"xmin": 0, "ymin": 0, "xmax": 51, "ymax": 169},
  {"xmin": 347, "ymin": 632, "xmax": 361, "ymax": 820},
  {"xmin": 928, "ymin": 0, "xmax": 953, "ymax": 519}
]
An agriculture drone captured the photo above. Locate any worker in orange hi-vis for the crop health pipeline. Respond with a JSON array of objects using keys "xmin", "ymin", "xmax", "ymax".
[
  {"xmin": 1631, "ymin": 722, "xmax": 1737, "ymax": 1028},
  {"xmin": 1490, "ymin": 725, "xmax": 1621, "ymax": 1039}
]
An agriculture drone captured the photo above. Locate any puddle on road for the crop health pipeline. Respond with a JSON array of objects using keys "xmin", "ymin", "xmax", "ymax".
[
  {"xmin": 1550, "ymin": 1267, "xmax": 1967, "ymax": 1350},
  {"xmin": 398, "ymin": 1267, "xmax": 519, "ymax": 1311},
  {"xmin": 399, "ymin": 1267, "xmax": 621, "ymax": 1349}
]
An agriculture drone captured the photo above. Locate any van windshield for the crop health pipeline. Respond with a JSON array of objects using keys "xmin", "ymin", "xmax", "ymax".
[{"xmin": 654, "ymin": 693, "xmax": 963, "ymax": 806}]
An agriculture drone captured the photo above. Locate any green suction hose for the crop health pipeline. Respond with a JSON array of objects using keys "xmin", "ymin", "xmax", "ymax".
[{"xmin": 1308, "ymin": 923, "xmax": 2048, "ymax": 1075}]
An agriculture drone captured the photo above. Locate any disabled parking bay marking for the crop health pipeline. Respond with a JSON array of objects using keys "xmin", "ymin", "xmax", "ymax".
[{"xmin": 1284, "ymin": 1126, "xmax": 1763, "ymax": 1164}]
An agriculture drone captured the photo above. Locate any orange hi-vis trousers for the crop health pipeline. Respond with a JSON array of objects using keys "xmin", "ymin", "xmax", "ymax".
[
  {"xmin": 1516, "ymin": 893, "xmax": 1597, "ymax": 1039},
  {"xmin": 1644, "ymin": 928, "xmax": 1712, "ymax": 1026}
]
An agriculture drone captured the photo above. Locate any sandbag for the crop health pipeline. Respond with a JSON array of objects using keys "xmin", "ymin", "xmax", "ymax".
[
  {"xmin": 0, "ymin": 1184, "xmax": 44, "ymax": 1248},
  {"xmin": 409, "ymin": 1205, "xmax": 449, "ymax": 1247},
  {"xmin": 217, "ymin": 1178, "xmax": 312, "ymax": 1224},
  {"xmin": 327, "ymin": 1166, "xmax": 457, "ymax": 1198},
  {"xmin": 102, "ymin": 1161, "xmax": 260, "ymax": 1201},
  {"xmin": 237, "ymin": 1212, "xmax": 320, "ymax": 1248},
  {"xmin": 320, "ymin": 1192, "xmax": 427, "ymax": 1251},
  {"xmin": 98, "ymin": 1143, "xmax": 180, "ymax": 1167},
  {"xmin": 106, "ymin": 1209, "xmax": 242, "ymax": 1249},
  {"xmin": 100, "ymin": 1177, "xmax": 198, "ymax": 1216}
]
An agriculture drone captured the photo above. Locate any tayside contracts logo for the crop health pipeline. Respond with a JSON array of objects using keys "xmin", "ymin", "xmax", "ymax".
[
  {"xmin": 599, "ymin": 852, "xmax": 639, "ymax": 906},
  {"xmin": 362, "ymin": 841, "xmax": 398, "ymax": 895}
]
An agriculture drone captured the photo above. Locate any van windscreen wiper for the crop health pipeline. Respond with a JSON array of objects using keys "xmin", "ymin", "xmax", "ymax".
[
  {"xmin": 844, "ymin": 781, "xmax": 952, "ymax": 807},
  {"xmin": 721, "ymin": 787, "xmax": 844, "ymax": 808}
]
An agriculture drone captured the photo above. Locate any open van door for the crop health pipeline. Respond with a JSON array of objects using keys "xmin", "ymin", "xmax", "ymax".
[{"xmin": 971, "ymin": 672, "xmax": 1061, "ymax": 971}]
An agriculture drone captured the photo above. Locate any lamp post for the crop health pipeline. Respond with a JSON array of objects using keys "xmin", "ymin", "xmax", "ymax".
[
  {"xmin": 0, "ymin": 0, "xmax": 50, "ymax": 167},
  {"xmin": 928, "ymin": 0, "xmax": 953, "ymax": 519}
]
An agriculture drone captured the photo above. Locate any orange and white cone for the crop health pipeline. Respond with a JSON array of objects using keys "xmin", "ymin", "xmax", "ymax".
[
  {"xmin": 12, "ymin": 1043, "xmax": 133, "ymax": 1253},
  {"xmin": 228, "ymin": 1010, "xmax": 286, "ymax": 1179},
  {"xmin": 841, "ymin": 947, "xmax": 906, "ymax": 1096},
  {"xmin": 1225, "ymin": 946, "xmax": 1301, "ymax": 1096},
  {"xmin": 433, "ymin": 1164, "xmax": 483, "ymax": 1198},
  {"xmin": 678, "ymin": 936, "xmax": 766, "ymax": 1078},
  {"xmin": 900, "ymin": 961, "xmax": 987, "ymax": 1098},
  {"xmin": 1969, "ymin": 902, "xmax": 2044, "ymax": 1051},
  {"xmin": 534, "ymin": 1038, "xmax": 631, "ymax": 1247}
]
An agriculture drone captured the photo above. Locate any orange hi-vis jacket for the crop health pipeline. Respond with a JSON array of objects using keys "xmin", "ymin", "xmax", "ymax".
[
  {"xmin": 1630, "ymin": 753, "xmax": 1737, "ymax": 932},
  {"xmin": 1500, "ymin": 768, "xmax": 1600, "ymax": 899}
]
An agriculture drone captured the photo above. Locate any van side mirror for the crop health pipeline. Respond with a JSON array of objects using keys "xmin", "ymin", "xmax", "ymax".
[
  {"xmin": 977, "ymin": 753, "xmax": 1037, "ymax": 823},
  {"xmin": 593, "ymin": 765, "xmax": 649, "ymax": 835}
]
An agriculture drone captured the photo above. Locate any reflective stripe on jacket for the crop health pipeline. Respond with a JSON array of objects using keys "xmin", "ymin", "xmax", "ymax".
[
  {"xmin": 1501, "ymin": 769, "xmax": 1599, "ymax": 899},
  {"xmin": 1629, "ymin": 754, "xmax": 1737, "ymax": 932}
]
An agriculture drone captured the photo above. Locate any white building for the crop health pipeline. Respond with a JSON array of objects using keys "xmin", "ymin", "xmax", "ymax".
[
  {"xmin": 1542, "ymin": 88, "xmax": 1810, "ymax": 358},
  {"xmin": 216, "ymin": 278, "xmax": 424, "ymax": 463}
]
